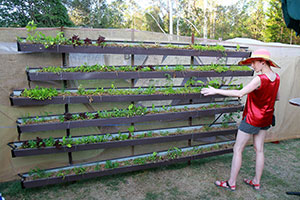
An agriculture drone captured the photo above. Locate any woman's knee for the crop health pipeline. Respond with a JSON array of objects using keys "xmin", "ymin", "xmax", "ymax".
[
  {"xmin": 253, "ymin": 144, "xmax": 264, "ymax": 153},
  {"xmin": 253, "ymin": 131, "xmax": 266, "ymax": 153},
  {"xmin": 234, "ymin": 130, "xmax": 251, "ymax": 153},
  {"xmin": 233, "ymin": 144, "xmax": 244, "ymax": 154}
]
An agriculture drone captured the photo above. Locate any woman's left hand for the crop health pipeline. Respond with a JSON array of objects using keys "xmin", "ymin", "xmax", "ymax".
[{"xmin": 201, "ymin": 86, "xmax": 218, "ymax": 96}]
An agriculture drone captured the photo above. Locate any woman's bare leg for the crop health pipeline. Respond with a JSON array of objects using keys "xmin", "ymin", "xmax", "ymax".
[
  {"xmin": 251, "ymin": 129, "xmax": 266, "ymax": 188},
  {"xmin": 216, "ymin": 130, "xmax": 251, "ymax": 187}
]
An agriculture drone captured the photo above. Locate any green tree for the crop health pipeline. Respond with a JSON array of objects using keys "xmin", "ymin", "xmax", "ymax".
[
  {"xmin": 264, "ymin": 0, "xmax": 286, "ymax": 42},
  {"xmin": 243, "ymin": 0, "xmax": 266, "ymax": 40},
  {"xmin": 125, "ymin": 0, "xmax": 144, "ymax": 29},
  {"xmin": 214, "ymin": 1, "xmax": 251, "ymax": 40},
  {"xmin": 0, "ymin": 0, "xmax": 74, "ymax": 27},
  {"xmin": 263, "ymin": 0, "xmax": 300, "ymax": 44},
  {"xmin": 214, "ymin": 5, "xmax": 235, "ymax": 40},
  {"xmin": 64, "ymin": 0, "xmax": 128, "ymax": 28},
  {"xmin": 175, "ymin": 0, "xmax": 204, "ymax": 37},
  {"xmin": 94, "ymin": 0, "xmax": 128, "ymax": 28},
  {"xmin": 63, "ymin": 0, "xmax": 92, "ymax": 26},
  {"xmin": 252, "ymin": 0, "xmax": 265, "ymax": 40},
  {"xmin": 143, "ymin": 6, "xmax": 167, "ymax": 33}
]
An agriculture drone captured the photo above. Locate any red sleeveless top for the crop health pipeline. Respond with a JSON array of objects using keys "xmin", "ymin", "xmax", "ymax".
[{"xmin": 242, "ymin": 73, "xmax": 280, "ymax": 127}]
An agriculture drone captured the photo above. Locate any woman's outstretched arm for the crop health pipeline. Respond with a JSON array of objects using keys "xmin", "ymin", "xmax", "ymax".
[{"xmin": 201, "ymin": 76, "xmax": 261, "ymax": 98}]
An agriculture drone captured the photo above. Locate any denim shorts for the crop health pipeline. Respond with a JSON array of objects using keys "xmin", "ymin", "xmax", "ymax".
[{"xmin": 238, "ymin": 116, "xmax": 270, "ymax": 135}]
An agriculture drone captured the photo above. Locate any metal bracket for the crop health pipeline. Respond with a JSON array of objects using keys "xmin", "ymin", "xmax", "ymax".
[
  {"xmin": 209, "ymin": 113, "xmax": 224, "ymax": 127},
  {"xmin": 142, "ymin": 55, "xmax": 149, "ymax": 65},
  {"xmin": 161, "ymin": 55, "xmax": 168, "ymax": 64},
  {"xmin": 195, "ymin": 56, "xmax": 204, "ymax": 65}
]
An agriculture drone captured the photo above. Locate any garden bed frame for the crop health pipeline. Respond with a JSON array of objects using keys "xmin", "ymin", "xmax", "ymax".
[
  {"xmin": 10, "ymin": 127, "xmax": 237, "ymax": 157},
  {"xmin": 17, "ymin": 42, "xmax": 251, "ymax": 58},
  {"xmin": 20, "ymin": 144, "xmax": 233, "ymax": 188},
  {"xmin": 10, "ymin": 91, "xmax": 223, "ymax": 106},
  {"xmin": 10, "ymin": 35, "xmax": 253, "ymax": 189},
  {"xmin": 26, "ymin": 67, "xmax": 253, "ymax": 81},
  {"xmin": 17, "ymin": 105, "xmax": 243, "ymax": 133}
]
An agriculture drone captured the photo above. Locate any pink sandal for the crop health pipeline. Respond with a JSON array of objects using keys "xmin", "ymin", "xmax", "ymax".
[
  {"xmin": 215, "ymin": 180, "xmax": 236, "ymax": 191},
  {"xmin": 244, "ymin": 179, "xmax": 260, "ymax": 190}
]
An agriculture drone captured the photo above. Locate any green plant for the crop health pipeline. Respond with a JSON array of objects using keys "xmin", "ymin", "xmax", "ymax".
[
  {"xmin": 143, "ymin": 85, "xmax": 156, "ymax": 95},
  {"xmin": 202, "ymin": 125, "xmax": 211, "ymax": 132},
  {"xmin": 174, "ymin": 65, "xmax": 185, "ymax": 71},
  {"xmin": 28, "ymin": 168, "xmax": 51, "ymax": 180},
  {"xmin": 123, "ymin": 160, "xmax": 131, "ymax": 166},
  {"xmin": 208, "ymin": 79, "xmax": 221, "ymax": 88},
  {"xmin": 77, "ymin": 84, "xmax": 86, "ymax": 95},
  {"xmin": 56, "ymin": 171, "xmax": 67, "ymax": 179},
  {"xmin": 185, "ymin": 77, "xmax": 196, "ymax": 87},
  {"xmin": 61, "ymin": 136, "xmax": 73, "ymax": 148},
  {"xmin": 166, "ymin": 147, "xmax": 182, "ymax": 159},
  {"xmin": 214, "ymin": 65, "xmax": 228, "ymax": 73},
  {"xmin": 58, "ymin": 115, "xmax": 65, "ymax": 122},
  {"xmin": 105, "ymin": 160, "xmax": 119, "ymax": 169},
  {"xmin": 120, "ymin": 133, "xmax": 129, "ymax": 140},
  {"xmin": 161, "ymin": 85, "xmax": 176, "ymax": 95},
  {"xmin": 229, "ymin": 65, "xmax": 251, "ymax": 71},
  {"xmin": 159, "ymin": 131, "xmax": 169, "ymax": 136},
  {"xmin": 128, "ymin": 125, "xmax": 135, "ymax": 133},
  {"xmin": 227, "ymin": 78, "xmax": 243, "ymax": 90},
  {"xmin": 22, "ymin": 102, "xmax": 237, "ymax": 125},
  {"xmin": 26, "ymin": 20, "xmax": 37, "ymax": 32},
  {"xmin": 191, "ymin": 44, "xmax": 226, "ymax": 52},
  {"xmin": 22, "ymin": 21, "xmax": 71, "ymax": 48},
  {"xmin": 94, "ymin": 164, "xmax": 101, "ymax": 171},
  {"xmin": 211, "ymin": 144, "xmax": 220, "ymax": 150},
  {"xmin": 73, "ymin": 166, "xmax": 86, "ymax": 175},
  {"xmin": 44, "ymin": 137, "xmax": 55, "ymax": 147},
  {"xmin": 222, "ymin": 112, "xmax": 240, "ymax": 127},
  {"xmin": 148, "ymin": 152, "xmax": 158, "ymax": 161},
  {"xmin": 22, "ymin": 86, "xmax": 58, "ymax": 100},
  {"xmin": 34, "ymin": 63, "xmax": 251, "ymax": 81},
  {"xmin": 146, "ymin": 131, "xmax": 152, "ymax": 137},
  {"xmin": 133, "ymin": 157, "xmax": 147, "ymax": 165},
  {"xmin": 176, "ymin": 128, "xmax": 182, "ymax": 134}
]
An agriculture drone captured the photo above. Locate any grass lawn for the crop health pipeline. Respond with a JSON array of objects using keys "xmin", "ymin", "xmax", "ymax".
[{"xmin": 0, "ymin": 138, "xmax": 299, "ymax": 200}]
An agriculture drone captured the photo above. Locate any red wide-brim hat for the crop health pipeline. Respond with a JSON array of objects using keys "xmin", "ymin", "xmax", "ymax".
[{"xmin": 238, "ymin": 49, "xmax": 280, "ymax": 68}]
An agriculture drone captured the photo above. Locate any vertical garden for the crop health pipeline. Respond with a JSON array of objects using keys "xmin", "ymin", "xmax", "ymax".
[{"xmin": 8, "ymin": 25, "xmax": 253, "ymax": 188}]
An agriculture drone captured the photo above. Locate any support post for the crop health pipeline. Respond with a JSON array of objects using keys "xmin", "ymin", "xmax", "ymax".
[
  {"xmin": 191, "ymin": 33, "xmax": 195, "ymax": 65},
  {"xmin": 131, "ymin": 122, "xmax": 135, "ymax": 156},
  {"xmin": 189, "ymin": 99, "xmax": 193, "ymax": 126},
  {"xmin": 188, "ymin": 139, "xmax": 192, "ymax": 165},
  {"xmin": 61, "ymin": 37, "xmax": 73, "ymax": 164}
]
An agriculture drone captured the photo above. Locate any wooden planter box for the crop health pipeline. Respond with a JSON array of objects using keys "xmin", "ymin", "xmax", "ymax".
[
  {"xmin": 10, "ymin": 92, "xmax": 224, "ymax": 106},
  {"xmin": 18, "ymin": 42, "xmax": 251, "ymax": 58},
  {"xmin": 17, "ymin": 43, "xmax": 58, "ymax": 53},
  {"xmin": 10, "ymin": 128, "xmax": 237, "ymax": 157},
  {"xmin": 20, "ymin": 147, "xmax": 233, "ymax": 188},
  {"xmin": 26, "ymin": 68, "xmax": 254, "ymax": 81},
  {"xmin": 14, "ymin": 39, "xmax": 248, "ymax": 189},
  {"xmin": 17, "ymin": 105, "xmax": 243, "ymax": 133}
]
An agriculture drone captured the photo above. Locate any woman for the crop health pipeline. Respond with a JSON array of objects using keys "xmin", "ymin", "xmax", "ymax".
[{"xmin": 201, "ymin": 49, "xmax": 280, "ymax": 191}]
